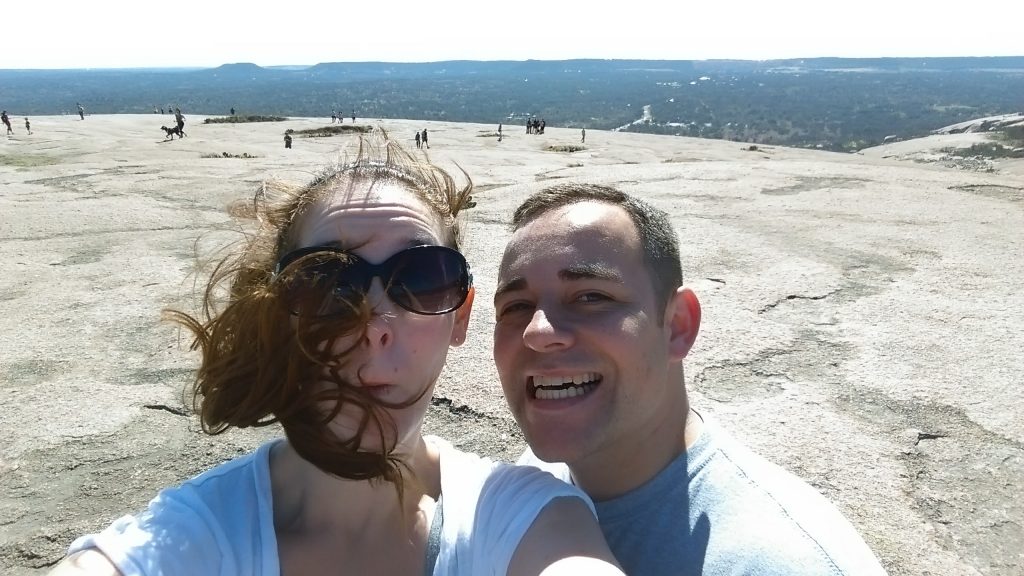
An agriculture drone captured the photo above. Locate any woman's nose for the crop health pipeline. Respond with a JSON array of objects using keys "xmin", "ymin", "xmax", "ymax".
[{"xmin": 363, "ymin": 278, "xmax": 395, "ymax": 349}]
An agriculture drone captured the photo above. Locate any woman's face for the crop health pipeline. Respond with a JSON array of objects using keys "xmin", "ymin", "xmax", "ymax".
[{"xmin": 290, "ymin": 179, "xmax": 473, "ymax": 452}]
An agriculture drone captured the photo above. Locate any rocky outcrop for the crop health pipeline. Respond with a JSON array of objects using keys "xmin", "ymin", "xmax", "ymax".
[{"xmin": 933, "ymin": 112, "xmax": 1024, "ymax": 134}]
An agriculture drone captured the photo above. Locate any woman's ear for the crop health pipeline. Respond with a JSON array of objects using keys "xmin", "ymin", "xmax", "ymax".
[
  {"xmin": 450, "ymin": 286, "xmax": 475, "ymax": 347},
  {"xmin": 665, "ymin": 287, "xmax": 701, "ymax": 361}
]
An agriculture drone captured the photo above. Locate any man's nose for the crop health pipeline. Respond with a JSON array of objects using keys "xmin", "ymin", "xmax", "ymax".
[{"xmin": 522, "ymin": 307, "xmax": 574, "ymax": 351}]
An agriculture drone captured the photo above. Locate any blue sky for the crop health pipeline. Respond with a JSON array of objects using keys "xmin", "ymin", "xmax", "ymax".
[{"xmin": 5, "ymin": 0, "xmax": 1022, "ymax": 69}]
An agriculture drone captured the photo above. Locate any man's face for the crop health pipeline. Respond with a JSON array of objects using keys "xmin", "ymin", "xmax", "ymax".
[{"xmin": 493, "ymin": 201, "xmax": 690, "ymax": 469}]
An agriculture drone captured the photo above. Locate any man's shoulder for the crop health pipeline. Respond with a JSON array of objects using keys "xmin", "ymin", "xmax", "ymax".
[{"xmin": 694, "ymin": 423, "xmax": 887, "ymax": 574}]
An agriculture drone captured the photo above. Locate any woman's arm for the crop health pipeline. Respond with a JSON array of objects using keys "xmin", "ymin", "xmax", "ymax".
[
  {"xmin": 47, "ymin": 549, "xmax": 123, "ymax": 576},
  {"xmin": 507, "ymin": 496, "xmax": 624, "ymax": 576}
]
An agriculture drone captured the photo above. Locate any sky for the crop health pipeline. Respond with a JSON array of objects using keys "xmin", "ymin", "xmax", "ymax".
[{"xmin": 5, "ymin": 0, "xmax": 1022, "ymax": 69}]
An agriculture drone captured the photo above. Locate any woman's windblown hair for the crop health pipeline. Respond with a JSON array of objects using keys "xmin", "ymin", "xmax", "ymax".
[{"xmin": 164, "ymin": 129, "xmax": 473, "ymax": 494}]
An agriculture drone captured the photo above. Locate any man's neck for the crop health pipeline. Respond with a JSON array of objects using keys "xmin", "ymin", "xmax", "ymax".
[{"xmin": 569, "ymin": 407, "xmax": 704, "ymax": 502}]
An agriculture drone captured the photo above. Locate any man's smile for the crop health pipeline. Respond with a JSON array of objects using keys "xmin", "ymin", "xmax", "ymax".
[{"xmin": 530, "ymin": 373, "xmax": 603, "ymax": 400}]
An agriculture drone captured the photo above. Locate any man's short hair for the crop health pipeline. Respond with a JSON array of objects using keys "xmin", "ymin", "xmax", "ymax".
[{"xmin": 511, "ymin": 183, "xmax": 683, "ymax": 310}]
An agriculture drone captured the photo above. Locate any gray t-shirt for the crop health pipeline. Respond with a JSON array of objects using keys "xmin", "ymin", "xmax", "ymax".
[{"xmin": 520, "ymin": 417, "xmax": 888, "ymax": 576}]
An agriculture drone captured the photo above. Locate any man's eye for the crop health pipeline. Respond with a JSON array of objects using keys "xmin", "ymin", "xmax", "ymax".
[{"xmin": 576, "ymin": 292, "xmax": 610, "ymax": 303}]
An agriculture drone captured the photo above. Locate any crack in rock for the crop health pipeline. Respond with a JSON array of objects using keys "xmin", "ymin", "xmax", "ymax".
[
  {"xmin": 142, "ymin": 404, "xmax": 187, "ymax": 417},
  {"xmin": 759, "ymin": 288, "xmax": 842, "ymax": 314},
  {"xmin": 430, "ymin": 396, "xmax": 501, "ymax": 422}
]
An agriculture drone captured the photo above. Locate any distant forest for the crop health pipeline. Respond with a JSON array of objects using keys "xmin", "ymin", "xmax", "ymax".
[{"xmin": 2, "ymin": 57, "xmax": 1022, "ymax": 151}]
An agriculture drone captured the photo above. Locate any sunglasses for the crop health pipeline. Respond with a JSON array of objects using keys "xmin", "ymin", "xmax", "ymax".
[{"xmin": 274, "ymin": 245, "xmax": 472, "ymax": 317}]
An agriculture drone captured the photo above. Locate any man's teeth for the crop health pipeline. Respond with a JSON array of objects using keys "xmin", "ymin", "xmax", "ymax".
[{"xmin": 533, "ymin": 373, "xmax": 600, "ymax": 400}]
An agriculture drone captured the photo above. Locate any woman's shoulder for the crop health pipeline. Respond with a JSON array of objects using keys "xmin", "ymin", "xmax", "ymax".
[
  {"xmin": 428, "ymin": 438, "xmax": 600, "ymax": 575},
  {"xmin": 113, "ymin": 437, "xmax": 281, "ymax": 527},
  {"xmin": 66, "ymin": 439, "xmax": 284, "ymax": 574},
  {"xmin": 174, "ymin": 439, "xmax": 281, "ymax": 500},
  {"xmin": 428, "ymin": 435, "xmax": 592, "ymax": 515},
  {"xmin": 425, "ymin": 435, "xmax": 496, "ymax": 473}
]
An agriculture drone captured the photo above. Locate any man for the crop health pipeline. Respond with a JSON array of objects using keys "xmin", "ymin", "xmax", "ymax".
[{"xmin": 493, "ymin": 183, "xmax": 887, "ymax": 575}]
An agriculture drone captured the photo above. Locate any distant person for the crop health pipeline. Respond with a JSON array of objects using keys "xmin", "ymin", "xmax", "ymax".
[
  {"xmin": 351, "ymin": 109, "xmax": 356, "ymax": 123},
  {"xmin": 174, "ymin": 108, "xmax": 186, "ymax": 133},
  {"xmin": 46, "ymin": 131, "xmax": 623, "ymax": 576},
  {"xmin": 230, "ymin": 107, "xmax": 236, "ymax": 116},
  {"xmin": 421, "ymin": 128, "xmax": 429, "ymax": 149},
  {"xmin": 415, "ymin": 130, "xmax": 421, "ymax": 149},
  {"xmin": 25, "ymin": 117, "xmax": 32, "ymax": 135},
  {"xmin": 494, "ymin": 183, "xmax": 889, "ymax": 575},
  {"xmin": 77, "ymin": 103, "xmax": 85, "ymax": 120},
  {"xmin": 153, "ymin": 106, "xmax": 159, "ymax": 114},
  {"xmin": 331, "ymin": 111, "xmax": 338, "ymax": 124},
  {"xmin": 581, "ymin": 127, "xmax": 586, "ymax": 144},
  {"xmin": 1, "ymin": 111, "xmax": 12, "ymax": 135},
  {"xmin": 283, "ymin": 133, "xmax": 292, "ymax": 149},
  {"xmin": 498, "ymin": 123, "xmax": 503, "ymax": 142}
]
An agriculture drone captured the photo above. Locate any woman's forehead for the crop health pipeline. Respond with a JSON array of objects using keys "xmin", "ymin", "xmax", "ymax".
[{"xmin": 294, "ymin": 180, "xmax": 445, "ymax": 249}]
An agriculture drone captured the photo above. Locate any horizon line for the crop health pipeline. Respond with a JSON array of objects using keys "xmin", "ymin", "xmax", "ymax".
[{"xmin": 3, "ymin": 55, "xmax": 1024, "ymax": 72}]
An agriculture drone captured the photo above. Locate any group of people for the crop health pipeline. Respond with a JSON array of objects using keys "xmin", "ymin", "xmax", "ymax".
[
  {"xmin": 414, "ymin": 128, "xmax": 429, "ymax": 148},
  {"xmin": 1, "ymin": 110, "xmax": 31, "ymax": 135},
  {"xmin": 49, "ymin": 130, "xmax": 887, "ymax": 576},
  {"xmin": 332, "ymin": 109, "xmax": 357, "ymax": 124},
  {"xmin": 526, "ymin": 117, "xmax": 546, "ymax": 134}
]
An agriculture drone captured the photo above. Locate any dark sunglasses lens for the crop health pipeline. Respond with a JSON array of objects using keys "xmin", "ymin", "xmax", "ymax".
[
  {"xmin": 388, "ymin": 248, "xmax": 468, "ymax": 314},
  {"xmin": 280, "ymin": 257, "xmax": 364, "ymax": 318}
]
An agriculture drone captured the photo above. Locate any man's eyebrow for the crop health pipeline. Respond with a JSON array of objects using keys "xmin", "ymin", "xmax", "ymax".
[
  {"xmin": 559, "ymin": 263, "xmax": 623, "ymax": 283},
  {"xmin": 494, "ymin": 264, "xmax": 623, "ymax": 303},
  {"xmin": 494, "ymin": 277, "xmax": 527, "ymax": 302}
]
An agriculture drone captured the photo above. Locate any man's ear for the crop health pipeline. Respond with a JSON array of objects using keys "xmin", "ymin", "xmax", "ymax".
[
  {"xmin": 450, "ymin": 286, "xmax": 475, "ymax": 347},
  {"xmin": 665, "ymin": 287, "xmax": 701, "ymax": 361}
]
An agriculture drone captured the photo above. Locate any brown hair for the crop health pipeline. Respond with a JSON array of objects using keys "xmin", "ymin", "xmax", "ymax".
[
  {"xmin": 165, "ymin": 129, "xmax": 473, "ymax": 495},
  {"xmin": 512, "ymin": 183, "xmax": 683, "ymax": 311}
]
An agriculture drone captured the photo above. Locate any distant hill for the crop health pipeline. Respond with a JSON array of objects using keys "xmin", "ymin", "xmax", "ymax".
[{"xmin": 2, "ymin": 57, "xmax": 1022, "ymax": 151}]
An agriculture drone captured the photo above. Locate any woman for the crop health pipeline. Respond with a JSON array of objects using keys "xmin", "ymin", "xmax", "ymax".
[{"xmin": 50, "ymin": 131, "xmax": 622, "ymax": 575}]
